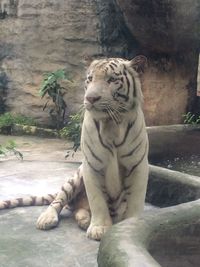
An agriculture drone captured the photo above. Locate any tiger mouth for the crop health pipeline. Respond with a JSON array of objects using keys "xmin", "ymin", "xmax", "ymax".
[
  {"xmin": 84, "ymin": 102, "xmax": 93, "ymax": 110},
  {"xmin": 84, "ymin": 102, "xmax": 107, "ymax": 112}
]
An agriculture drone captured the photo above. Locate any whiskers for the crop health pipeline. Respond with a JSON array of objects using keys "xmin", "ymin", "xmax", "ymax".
[
  {"xmin": 117, "ymin": 103, "xmax": 129, "ymax": 113},
  {"xmin": 106, "ymin": 106, "xmax": 120, "ymax": 124},
  {"xmin": 83, "ymin": 97, "xmax": 129, "ymax": 124},
  {"xmin": 98, "ymin": 101, "xmax": 125, "ymax": 124}
]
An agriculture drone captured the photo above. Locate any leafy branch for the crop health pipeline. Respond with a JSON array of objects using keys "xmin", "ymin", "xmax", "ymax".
[
  {"xmin": 39, "ymin": 69, "xmax": 70, "ymax": 129},
  {"xmin": 60, "ymin": 109, "xmax": 83, "ymax": 153},
  {"xmin": 0, "ymin": 113, "xmax": 36, "ymax": 128},
  {"xmin": 182, "ymin": 112, "xmax": 200, "ymax": 125},
  {"xmin": 0, "ymin": 140, "xmax": 23, "ymax": 160}
]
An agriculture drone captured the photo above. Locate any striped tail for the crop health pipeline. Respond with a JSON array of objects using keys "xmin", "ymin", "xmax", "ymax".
[
  {"xmin": 0, "ymin": 165, "xmax": 84, "ymax": 211},
  {"xmin": 0, "ymin": 193, "xmax": 57, "ymax": 210},
  {"xmin": 49, "ymin": 165, "xmax": 84, "ymax": 214}
]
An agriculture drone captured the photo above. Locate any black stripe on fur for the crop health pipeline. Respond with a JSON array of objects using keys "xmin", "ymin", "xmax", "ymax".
[
  {"xmin": 93, "ymin": 119, "xmax": 114, "ymax": 156},
  {"xmin": 125, "ymin": 144, "xmax": 148, "ymax": 178},
  {"xmin": 114, "ymin": 121, "xmax": 134, "ymax": 147}
]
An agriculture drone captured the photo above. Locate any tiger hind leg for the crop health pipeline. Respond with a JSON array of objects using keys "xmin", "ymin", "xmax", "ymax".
[
  {"xmin": 74, "ymin": 190, "xmax": 91, "ymax": 230},
  {"xmin": 75, "ymin": 209, "xmax": 91, "ymax": 230},
  {"xmin": 36, "ymin": 165, "xmax": 84, "ymax": 230}
]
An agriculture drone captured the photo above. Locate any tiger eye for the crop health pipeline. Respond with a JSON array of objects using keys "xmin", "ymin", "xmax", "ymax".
[{"xmin": 107, "ymin": 77, "xmax": 116, "ymax": 83}]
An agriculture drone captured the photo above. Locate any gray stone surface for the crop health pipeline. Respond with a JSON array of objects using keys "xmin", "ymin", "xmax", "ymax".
[
  {"xmin": 0, "ymin": 135, "xmax": 98, "ymax": 267},
  {"xmin": 98, "ymin": 200, "xmax": 200, "ymax": 267},
  {"xmin": 0, "ymin": 134, "xmax": 157, "ymax": 267},
  {"xmin": 0, "ymin": 208, "xmax": 98, "ymax": 267}
]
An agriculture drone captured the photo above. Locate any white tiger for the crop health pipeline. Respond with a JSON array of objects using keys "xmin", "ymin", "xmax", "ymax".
[{"xmin": 0, "ymin": 56, "xmax": 149, "ymax": 241}]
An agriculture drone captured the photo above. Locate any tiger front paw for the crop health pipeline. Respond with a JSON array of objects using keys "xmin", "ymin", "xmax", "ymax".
[
  {"xmin": 36, "ymin": 207, "xmax": 59, "ymax": 230},
  {"xmin": 86, "ymin": 224, "xmax": 111, "ymax": 241}
]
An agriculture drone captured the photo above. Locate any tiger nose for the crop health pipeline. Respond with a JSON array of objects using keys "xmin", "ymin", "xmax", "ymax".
[{"xmin": 86, "ymin": 96, "xmax": 101, "ymax": 104}]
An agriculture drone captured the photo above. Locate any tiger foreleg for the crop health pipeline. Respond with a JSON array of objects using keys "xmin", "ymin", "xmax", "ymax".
[
  {"xmin": 36, "ymin": 205, "xmax": 59, "ymax": 230},
  {"xmin": 124, "ymin": 158, "xmax": 149, "ymax": 219},
  {"xmin": 36, "ymin": 184, "xmax": 71, "ymax": 230},
  {"xmin": 36, "ymin": 166, "xmax": 84, "ymax": 230},
  {"xmin": 83, "ymin": 163, "xmax": 112, "ymax": 241}
]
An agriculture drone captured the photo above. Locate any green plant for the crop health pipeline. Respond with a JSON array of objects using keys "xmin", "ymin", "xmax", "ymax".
[
  {"xmin": 60, "ymin": 110, "xmax": 83, "ymax": 152},
  {"xmin": 0, "ymin": 112, "xmax": 13, "ymax": 128},
  {"xmin": 13, "ymin": 114, "xmax": 36, "ymax": 126},
  {"xmin": 182, "ymin": 112, "xmax": 200, "ymax": 125},
  {"xmin": 0, "ymin": 113, "xmax": 36, "ymax": 134},
  {"xmin": 0, "ymin": 140, "xmax": 23, "ymax": 160},
  {"xmin": 39, "ymin": 69, "xmax": 70, "ymax": 129},
  {"xmin": 0, "ymin": 112, "xmax": 36, "ymax": 128}
]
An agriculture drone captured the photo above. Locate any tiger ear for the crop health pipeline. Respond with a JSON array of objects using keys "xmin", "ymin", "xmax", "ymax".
[{"xmin": 128, "ymin": 55, "xmax": 147, "ymax": 73}]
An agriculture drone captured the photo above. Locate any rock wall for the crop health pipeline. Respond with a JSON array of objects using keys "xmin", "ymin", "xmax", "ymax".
[
  {"xmin": 0, "ymin": 0, "xmax": 134, "ymax": 126},
  {"xmin": 0, "ymin": 0, "xmax": 199, "ymax": 126},
  {"xmin": 116, "ymin": 0, "xmax": 200, "ymax": 53},
  {"xmin": 115, "ymin": 0, "xmax": 200, "ymax": 125},
  {"xmin": 0, "ymin": 0, "xmax": 102, "ymax": 126},
  {"xmin": 142, "ymin": 54, "xmax": 198, "ymax": 125}
]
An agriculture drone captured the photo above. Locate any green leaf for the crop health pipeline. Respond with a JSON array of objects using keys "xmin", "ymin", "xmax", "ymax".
[
  {"xmin": 38, "ymin": 69, "xmax": 70, "ymax": 129},
  {"xmin": 182, "ymin": 112, "xmax": 200, "ymax": 125},
  {"xmin": 0, "ymin": 140, "xmax": 23, "ymax": 160}
]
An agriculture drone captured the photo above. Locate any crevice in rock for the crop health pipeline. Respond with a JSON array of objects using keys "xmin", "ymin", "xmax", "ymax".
[
  {"xmin": 95, "ymin": 0, "xmax": 140, "ymax": 59},
  {"xmin": 0, "ymin": 0, "xmax": 19, "ymax": 18}
]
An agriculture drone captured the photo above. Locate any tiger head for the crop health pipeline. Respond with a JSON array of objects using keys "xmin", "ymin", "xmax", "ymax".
[{"xmin": 84, "ymin": 56, "xmax": 147, "ymax": 123}]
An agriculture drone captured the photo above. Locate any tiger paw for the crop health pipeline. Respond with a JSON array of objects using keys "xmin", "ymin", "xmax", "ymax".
[
  {"xmin": 86, "ymin": 224, "xmax": 111, "ymax": 241},
  {"xmin": 75, "ymin": 208, "xmax": 91, "ymax": 230},
  {"xmin": 36, "ymin": 207, "xmax": 59, "ymax": 230}
]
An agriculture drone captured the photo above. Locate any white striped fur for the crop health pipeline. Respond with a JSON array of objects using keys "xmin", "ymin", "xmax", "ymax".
[{"xmin": 0, "ymin": 56, "xmax": 149, "ymax": 241}]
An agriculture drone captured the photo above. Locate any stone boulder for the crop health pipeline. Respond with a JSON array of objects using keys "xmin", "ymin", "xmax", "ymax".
[{"xmin": 116, "ymin": 0, "xmax": 200, "ymax": 53}]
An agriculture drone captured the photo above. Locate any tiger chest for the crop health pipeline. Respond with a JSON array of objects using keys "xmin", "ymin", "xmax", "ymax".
[{"xmin": 82, "ymin": 116, "xmax": 145, "ymax": 198}]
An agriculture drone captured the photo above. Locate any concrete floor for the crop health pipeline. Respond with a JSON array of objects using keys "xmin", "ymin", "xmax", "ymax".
[{"xmin": 0, "ymin": 135, "xmax": 98, "ymax": 267}]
